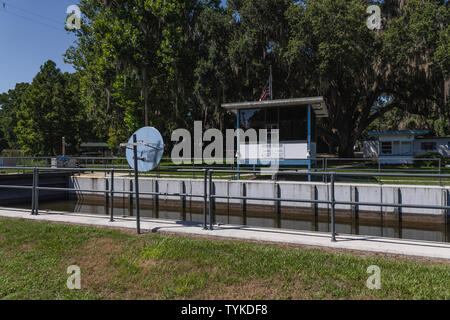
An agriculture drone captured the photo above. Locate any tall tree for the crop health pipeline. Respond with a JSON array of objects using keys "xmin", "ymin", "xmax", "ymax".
[
  {"xmin": 287, "ymin": 0, "xmax": 386, "ymax": 156},
  {"xmin": 66, "ymin": 0, "xmax": 213, "ymax": 147},
  {"xmin": 62, "ymin": 0, "xmax": 448, "ymax": 157},
  {"xmin": 15, "ymin": 61, "xmax": 89, "ymax": 155},
  {"xmin": 286, "ymin": 0, "xmax": 448, "ymax": 156},
  {"xmin": 0, "ymin": 82, "xmax": 30, "ymax": 150}
]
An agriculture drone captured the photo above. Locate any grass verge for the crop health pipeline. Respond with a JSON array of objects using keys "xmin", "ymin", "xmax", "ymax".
[{"xmin": 0, "ymin": 218, "xmax": 448, "ymax": 300}]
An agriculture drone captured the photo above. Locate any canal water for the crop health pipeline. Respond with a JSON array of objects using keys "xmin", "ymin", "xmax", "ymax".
[{"xmin": 10, "ymin": 198, "xmax": 449, "ymax": 243}]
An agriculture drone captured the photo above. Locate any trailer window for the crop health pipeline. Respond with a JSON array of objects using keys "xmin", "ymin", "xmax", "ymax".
[
  {"xmin": 381, "ymin": 141, "xmax": 392, "ymax": 155},
  {"xmin": 421, "ymin": 142, "xmax": 436, "ymax": 151}
]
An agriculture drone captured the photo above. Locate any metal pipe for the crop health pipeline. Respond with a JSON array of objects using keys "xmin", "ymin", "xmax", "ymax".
[
  {"xmin": 210, "ymin": 194, "xmax": 450, "ymax": 210},
  {"xmin": 110, "ymin": 169, "xmax": 114, "ymax": 222},
  {"xmin": 3, "ymin": 164, "xmax": 447, "ymax": 178},
  {"xmin": 0, "ymin": 184, "xmax": 206, "ymax": 200},
  {"xmin": 439, "ymin": 158, "xmax": 442, "ymax": 186},
  {"xmin": 133, "ymin": 134, "xmax": 141, "ymax": 234},
  {"xmin": 331, "ymin": 173, "xmax": 336, "ymax": 242},
  {"xmin": 209, "ymin": 170, "xmax": 213, "ymax": 230},
  {"xmin": 34, "ymin": 168, "xmax": 39, "ymax": 215},
  {"xmin": 31, "ymin": 168, "xmax": 36, "ymax": 215},
  {"xmin": 203, "ymin": 169, "xmax": 208, "ymax": 230},
  {"xmin": 209, "ymin": 169, "xmax": 450, "ymax": 179}
]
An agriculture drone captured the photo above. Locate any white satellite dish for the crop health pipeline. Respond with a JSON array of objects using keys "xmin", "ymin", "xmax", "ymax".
[{"xmin": 121, "ymin": 127, "xmax": 164, "ymax": 172}]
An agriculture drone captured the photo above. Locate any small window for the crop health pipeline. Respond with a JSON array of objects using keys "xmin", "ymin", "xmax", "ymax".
[
  {"xmin": 421, "ymin": 142, "xmax": 436, "ymax": 151},
  {"xmin": 279, "ymin": 107, "xmax": 307, "ymax": 141},
  {"xmin": 381, "ymin": 142, "xmax": 392, "ymax": 155}
]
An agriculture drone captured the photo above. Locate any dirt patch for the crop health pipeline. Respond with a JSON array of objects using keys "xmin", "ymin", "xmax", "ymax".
[
  {"xmin": 63, "ymin": 237, "xmax": 126, "ymax": 298},
  {"xmin": 195, "ymin": 276, "xmax": 320, "ymax": 300},
  {"xmin": 18, "ymin": 242, "xmax": 36, "ymax": 252},
  {"xmin": 64, "ymin": 237, "xmax": 165, "ymax": 299},
  {"xmin": 156, "ymin": 230, "xmax": 450, "ymax": 265}
]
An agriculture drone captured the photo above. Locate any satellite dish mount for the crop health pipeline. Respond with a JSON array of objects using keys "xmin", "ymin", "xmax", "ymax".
[{"xmin": 120, "ymin": 127, "xmax": 165, "ymax": 234}]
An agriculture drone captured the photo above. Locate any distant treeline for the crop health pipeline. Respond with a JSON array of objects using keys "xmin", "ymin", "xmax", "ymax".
[{"xmin": 0, "ymin": 0, "xmax": 448, "ymax": 156}]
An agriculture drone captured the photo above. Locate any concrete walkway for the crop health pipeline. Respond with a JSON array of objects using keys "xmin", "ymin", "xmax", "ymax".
[{"xmin": 0, "ymin": 207, "xmax": 449, "ymax": 260}]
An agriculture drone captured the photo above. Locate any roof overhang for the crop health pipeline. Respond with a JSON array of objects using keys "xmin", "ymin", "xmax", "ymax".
[
  {"xmin": 221, "ymin": 97, "xmax": 328, "ymax": 118},
  {"xmin": 80, "ymin": 142, "xmax": 109, "ymax": 148},
  {"xmin": 367, "ymin": 130, "xmax": 430, "ymax": 136}
]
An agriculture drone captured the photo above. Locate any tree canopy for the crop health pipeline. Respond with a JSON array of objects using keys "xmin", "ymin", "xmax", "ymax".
[
  {"xmin": 1, "ymin": 0, "xmax": 448, "ymax": 157},
  {"xmin": 13, "ymin": 61, "xmax": 93, "ymax": 155}
]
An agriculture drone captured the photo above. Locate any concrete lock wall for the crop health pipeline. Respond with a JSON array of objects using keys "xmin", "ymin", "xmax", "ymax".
[
  {"xmin": 0, "ymin": 172, "xmax": 72, "ymax": 204},
  {"xmin": 71, "ymin": 176, "xmax": 450, "ymax": 219}
]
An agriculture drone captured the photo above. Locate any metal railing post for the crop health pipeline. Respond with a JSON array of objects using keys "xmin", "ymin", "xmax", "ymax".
[
  {"xmin": 322, "ymin": 158, "xmax": 325, "ymax": 183},
  {"xmin": 331, "ymin": 173, "xmax": 336, "ymax": 242},
  {"xmin": 110, "ymin": 169, "xmax": 114, "ymax": 222},
  {"xmin": 203, "ymin": 169, "xmax": 208, "ymax": 230},
  {"xmin": 438, "ymin": 158, "xmax": 441, "ymax": 186},
  {"xmin": 34, "ymin": 168, "xmax": 39, "ymax": 215},
  {"xmin": 31, "ymin": 167, "xmax": 36, "ymax": 215},
  {"xmin": 209, "ymin": 170, "xmax": 214, "ymax": 230},
  {"xmin": 133, "ymin": 134, "xmax": 141, "ymax": 234}
]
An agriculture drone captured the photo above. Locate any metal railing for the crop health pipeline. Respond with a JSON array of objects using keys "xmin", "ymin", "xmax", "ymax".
[
  {"xmin": 0, "ymin": 166, "xmax": 208, "ymax": 234},
  {"xmin": 208, "ymin": 169, "xmax": 450, "ymax": 242},
  {"xmin": 0, "ymin": 166, "xmax": 449, "ymax": 242},
  {"xmin": 0, "ymin": 156, "xmax": 446, "ymax": 174},
  {"xmin": 0, "ymin": 156, "xmax": 129, "ymax": 170}
]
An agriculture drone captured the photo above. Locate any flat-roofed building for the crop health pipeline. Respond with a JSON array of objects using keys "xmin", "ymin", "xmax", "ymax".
[
  {"xmin": 363, "ymin": 130, "xmax": 450, "ymax": 164},
  {"xmin": 221, "ymin": 97, "xmax": 328, "ymax": 169}
]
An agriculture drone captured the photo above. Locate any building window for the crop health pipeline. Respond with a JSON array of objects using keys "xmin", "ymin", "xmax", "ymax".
[
  {"xmin": 239, "ymin": 109, "xmax": 265, "ymax": 131},
  {"xmin": 381, "ymin": 141, "xmax": 392, "ymax": 155},
  {"xmin": 239, "ymin": 106, "xmax": 309, "ymax": 142},
  {"xmin": 279, "ymin": 107, "xmax": 307, "ymax": 141},
  {"xmin": 421, "ymin": 142, "xmax": 436, "ymax": 151}
]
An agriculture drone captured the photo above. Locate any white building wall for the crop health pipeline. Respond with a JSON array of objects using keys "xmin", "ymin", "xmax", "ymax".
[
  {"xmin": 239, "ymin": 142, "xmax": 309, "ymax": 161},
  {"xmin": 364, "ymin": 136, "xmax": 450, "ymax": 159},
  {"xmin": 414, "ymin": 138, "xmax": 450, "ymax": 158}
]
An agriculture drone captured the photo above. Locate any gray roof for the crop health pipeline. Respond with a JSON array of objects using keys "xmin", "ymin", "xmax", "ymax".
[
  {"xmin": 368, "ymin": 130, "xmax": 430, "ymax": 136},
  {"xmin": 221, "ymin": 97, "xmax": 328, "ymax": 118},
  {"xmin": 80, "ymin": 142, "xmax": 109, "ymax": 148}
]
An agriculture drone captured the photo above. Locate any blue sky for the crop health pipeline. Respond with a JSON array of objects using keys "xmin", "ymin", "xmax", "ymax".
[
  {"xmin": 0, "ymin": 0, "xmax": 78, "ymax": 94},
  {"xmin": 0, "ymin": 0, "xmax": 229, "ymax": 94}
]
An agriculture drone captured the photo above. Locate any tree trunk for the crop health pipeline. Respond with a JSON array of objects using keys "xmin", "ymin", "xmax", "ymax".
[
  {"xmin": 327, "ymin": 139, "xmax": 337, "ymax": 154},
  {"xmin": 337, "ymin": 128, "xmax": 356, "ymax": 158}
]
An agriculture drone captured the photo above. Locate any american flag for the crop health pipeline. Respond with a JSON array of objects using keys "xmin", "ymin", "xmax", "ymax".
[{"xmin": 259, "ymin": 80, "xmax": 271, "ymax": 102}]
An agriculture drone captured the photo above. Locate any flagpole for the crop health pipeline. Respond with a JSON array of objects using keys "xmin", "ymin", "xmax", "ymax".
[{"xmin": 269, "ymin": 65, "xmax": 273, "ymax": 100}]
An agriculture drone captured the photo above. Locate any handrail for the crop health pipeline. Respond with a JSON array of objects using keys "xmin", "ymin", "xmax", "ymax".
[{"xmin": 0, "ymin": 166, "xmax": 448, "ymax": 242}]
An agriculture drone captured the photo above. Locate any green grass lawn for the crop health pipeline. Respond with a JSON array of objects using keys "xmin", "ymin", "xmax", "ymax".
[{"xmin": 0, "ymin": 218, "xmax": 448, "ymax": 300}]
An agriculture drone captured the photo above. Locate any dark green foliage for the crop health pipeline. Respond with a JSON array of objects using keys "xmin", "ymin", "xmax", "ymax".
[
  {"xmin": 1, "ymin": 0, "xmax": 448, "ymax": 156},
  {"xmin": 0, "ymin": 83, "xmax": 30, "ymax": 150},
  {"xmin": 14, "ymin": 61, "xmax": 94, "ymax": 155},
  {"xmin": 414, "ymin": 152, "xmax": 450, "ymax": 167}
]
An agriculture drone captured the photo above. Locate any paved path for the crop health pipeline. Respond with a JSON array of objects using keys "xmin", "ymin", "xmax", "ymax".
[{"xmin": 0, "ymin": 207, "xmax": 449, "ymax": 260}]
